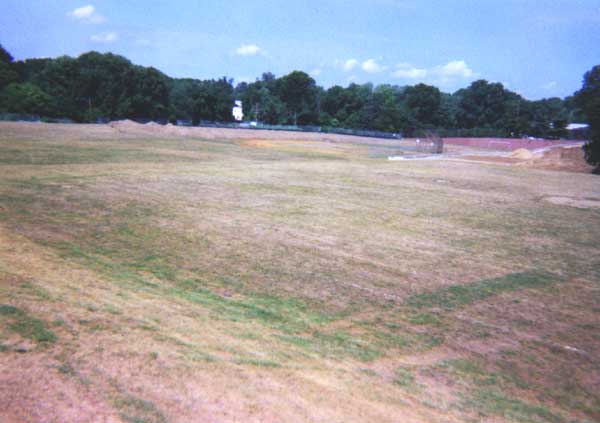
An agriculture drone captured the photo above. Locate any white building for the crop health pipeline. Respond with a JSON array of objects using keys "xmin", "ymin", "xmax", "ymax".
[
  {"xmin": 566, "ymin": 123, "xmax": 589, "ymax": 131},
  {"xmin": 232, "ymin": 100, "xmax": 243, "ymax": 121}
]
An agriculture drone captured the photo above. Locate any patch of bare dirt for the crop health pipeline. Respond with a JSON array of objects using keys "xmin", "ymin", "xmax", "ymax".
[
  {"xmin": 108, "ymin": 119, "xmax": 142, "ymax": 131},
  {"xmin": 237, "ymin": 139, "xmax": 288, "ymax": 149},
  {"xmin": 457, "ymin": 145, "xmax": 594, "ymax": 174},
  {"xmin": 519, "ymin": 145, "xmax": 594, "ymax": 173},
  {"xmin": 510, "ymin": 148, "xmax": 535, "ymax": 159},
  {"xmin": 0, "ymin": 350, "xmax": 121, "ymax": 423},
  {"xmin": 459, "ymin": 155, "xmax": 522, "ymax": 164}
]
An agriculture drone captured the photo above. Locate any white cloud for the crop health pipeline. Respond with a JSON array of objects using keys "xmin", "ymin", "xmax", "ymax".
[
  {"xmin": 392, "ymin": 64, "xmax": 428, "ymax": 79},
  {"xmin": 310, "ymin": 68, "xmax": 322, "ymax": 77},
  {"xmin": 435, "ymin": 60, "xmax": 474, "ymax": 78},
  {"xmin": 235, "ymin": 44, "xmax": 261, "ymax": 56},
  {"xmin": 362, "ymin": 58, "xmax": 385, "ymax": 73},
  {"xmin": 70, "ymin": 5, "xmax": 95, "ymax": 18},
  {"xmin": 91, "ymin": 31, "xmax": 119, "ymax": 43},
  {"xmin": 342, "ymin": 59, "xmax": 359, "ymax": 71},
  {"xmin": 68, "ymin": 5, "xmax": 105, "ymax": 24},
  {"xmin": 390, "ymin": 60, "xmax": 477, "ymax": 85},
  {"xmin": 543, "ymin": 81, "xmax": 557, "ymax": 90}
]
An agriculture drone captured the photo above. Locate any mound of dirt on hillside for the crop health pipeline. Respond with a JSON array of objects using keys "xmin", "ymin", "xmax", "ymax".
[
  {"xmin": 521, "ymin": 146, "xmax": 593, "ymax": 173},
  {"xmin": 109, "ymin": 120, "xmax": 199, "ymax": 137},
  {"xmin": 109, "ymin": 119, "xmax": 140, "ymax": 128},
  {"xmin": 108, "ymin": 120, "xmax": 182, "ymax": 137},
  {"xmin": 510, "ymin": 148, "xmax": 534, "ymax": 159},
  {"xmin": 109, "ymin": 119, "xmax": 145, "ymax": 131}
]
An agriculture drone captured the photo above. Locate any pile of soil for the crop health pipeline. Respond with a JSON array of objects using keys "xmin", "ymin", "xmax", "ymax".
[
  {"xmin": 108, "ymin": 119, "xmax": 143, "ymax": 131},
  {"xmin": 510, "ymin": 148, "xmax": 534, "ymax": 160},
  {"xmin": 109, "ymin": 120, "xmax": 188, "ymax": 137},
  {"xmin": 521, "ymin": 146, "xmax": 593, "ymax": 173}
]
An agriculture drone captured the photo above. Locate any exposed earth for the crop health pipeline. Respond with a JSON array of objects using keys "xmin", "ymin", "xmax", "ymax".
[{"xmin": 0, "ymin": 122, "xmax": 598, "ymax": 423}]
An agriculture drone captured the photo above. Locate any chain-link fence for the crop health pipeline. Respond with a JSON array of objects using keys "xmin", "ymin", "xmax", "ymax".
[
  {"xmin": 367, "ymin": 137, "xmax": 444, "ymax": 158},
  {"xmin": 182, "ymin": 120, "xmax": 403, "ymax": 140}
]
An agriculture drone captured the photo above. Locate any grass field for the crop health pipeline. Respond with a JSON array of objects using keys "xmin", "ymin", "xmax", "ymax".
[{"xmin": 1, "ymin": 122, "xmax": 599, "ymax": 423}]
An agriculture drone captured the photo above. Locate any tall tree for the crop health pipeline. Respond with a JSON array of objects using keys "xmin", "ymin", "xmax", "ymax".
[
  {"xmin": 0, "ymin": 44, "xmax": 13, "ymax": 64},
  {"xmin": 0, "ymin": 83, "xmax": 51, "ymax": 115},
  {"xmin": 404, "ymin": 83, "xmax": 441, "ymax": 127},
  {"xmin": 575, "ymin": 65, "xmax": 600, "ymax": 171},
  {"xmin": 0, "ymin": 44, "xmax": 19, "ymax": 91},
  {"xmin": 278, "ymin": 71, "xmax": 318, "ymax": 125}
]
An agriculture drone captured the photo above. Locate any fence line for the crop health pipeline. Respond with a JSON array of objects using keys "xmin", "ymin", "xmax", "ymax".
[
  {"xmin": 0, "ymin": 113, "xmax": 403, "ymax": 140},
  {"xmin": 186, "ymin": 120, "xmax": 403, "ymax": 140}
]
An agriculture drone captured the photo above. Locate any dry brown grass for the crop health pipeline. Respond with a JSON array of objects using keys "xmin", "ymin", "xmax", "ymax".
[{"xmin": 1, "ymin": 122, "xmax": 599, "ymax": 423}]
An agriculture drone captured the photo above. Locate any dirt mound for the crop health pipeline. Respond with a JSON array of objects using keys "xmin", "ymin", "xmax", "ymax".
[
  {"xmin": 108, "ymin": 120, "xmax": 187, "ymax": 137},
  {"xmin": 522, "ymin": 146, "xmax": 593, "ymax": 173},
  {"xmin": 108, "ymin": 119, "xmax": 145, "ymax": 131},
  {"xmin": 458, "ymin": 145, "xmax": 593, "ymax": 174},
  {"xmin": 510, "ymin": 148, "xmax": 534, "ymax": 159}
]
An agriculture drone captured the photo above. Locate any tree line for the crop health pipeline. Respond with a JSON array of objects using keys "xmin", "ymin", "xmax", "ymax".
[
  {"xmin": 236, "ymin": 71, "xmax": 588, "ymax": 139},
  {"xmin": 0, "ymin": 44, "xmax": 592, "ymax": 143}
]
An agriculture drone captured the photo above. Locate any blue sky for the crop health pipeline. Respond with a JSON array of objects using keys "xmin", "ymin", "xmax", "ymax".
[{"xmin": 1, "ymin": 0, "xmax": 599, "ymax": 99}]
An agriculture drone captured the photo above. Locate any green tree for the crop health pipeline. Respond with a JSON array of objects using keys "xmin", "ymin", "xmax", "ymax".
[
  {"xmin": 575, "ymin": 65, "xmax": 600, "ymax": 171},
  {"xmin": 0, "ymin": 44, "xmax": 19, "ymax": 91},
  {"xmin": 455, "ymin": 80, "xmax": 509, "ymax": 131},
  {"xmin": 278, "ymin": 71, "xmax": 318, "ymax": 125},
  {"xmin": 0, "ymin": 82, "xmax": 51, "ymax": 115},
  {"xmin": 0, "ymin": 44, "xmax": 14, "ymax": 64},
  {"xmin": 404, "ymin": 83, "xmax": 442, "ymax": 127},
  {"xmin": 34, "ymin": 55, "xmax": 81, "ymax": 119},
  {"xmin": 371, "ymin": 85, "xmax": 402, "ymax": 132}
]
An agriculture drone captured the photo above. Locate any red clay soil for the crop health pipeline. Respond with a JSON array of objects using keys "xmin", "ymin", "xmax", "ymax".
[
  {"xmin": 461, "ymin": 146, "xmax": 593, "ymax": 174},
  {"xmin": 521, "ymin": 145, "xmax": 595, "ymax": 173}
]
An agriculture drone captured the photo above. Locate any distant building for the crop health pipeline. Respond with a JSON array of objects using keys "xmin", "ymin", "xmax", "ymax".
[
  {"xmin": 566, "ymin": 123, "xmax": 590, "ymax": 140},
  {"xmin": 566, "ymin": 123, "xmax": 589, "ymax": 131},
  {"xmin": 232, "ymin": 100, "xmax": 243, "ymax": 121}
]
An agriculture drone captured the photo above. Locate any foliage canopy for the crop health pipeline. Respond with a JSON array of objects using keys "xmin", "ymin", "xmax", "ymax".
[{"xmin": 0, "ymin": 45, "xmax": 590, "ymax": 141}]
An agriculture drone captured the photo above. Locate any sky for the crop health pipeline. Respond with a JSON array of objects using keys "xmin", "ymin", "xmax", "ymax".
[{"xmin": 1, "ymin": 0, "xmax": 599, "ymax": 99}]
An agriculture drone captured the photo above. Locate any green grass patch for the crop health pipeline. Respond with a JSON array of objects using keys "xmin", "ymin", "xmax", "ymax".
[
  {"xmin": 170, "ymin": 284, "xmax": 332, "ymax": 334},
  {"xmin": 394, "ymin": 367, "xmax": 419, "ymax": 391},
  {"xmin": 441, "ymin": 359, "xmax": 499, "ymax": 386},
  {"xmin": 276, "ymin": 331, "xmax": 381, "ymax": 361},
  {"xmin": 115, "ymin": 393, "xmax": 167, "ymax": 423},
  {"xmin": 19, "ymin": 281, "xmax": 52, "ymax": 300},
  {"xmin": 371, "ymin": 327, "xmax": 442, "ymax": 352},
  {"xmin": 185, "ymin": 350, "xmax": 218, "ymax": 363},
  {"xmin": 103, "ymin": 304, "xmax": 122, "ymax": 315},
  {"xmin": 406, "ymin": 271, "xmax": 563, "ymax": 310},
  {"xmin": 437, "ymin": 359, "xmax": 562, "ymax": 422},
  {"xmin": 359, "ymin": 368, "xmax": 378, "ymax": 377},
  {"xmin": 408, "ymin": 312, "xmax": 441, "ymax": 326},
  {"xmin": 235, "ymin": 358, "xmax": 282, "ymax": 368},
  {"xmin": 0, "ymin": 145, "xmax": 195, "ymax": 166},
  {"xmin": 465, "ymin": 388, "xmax": 563, "ymax": 423},
  {"xmin": 56, "ymin": 362, "xmax": 76, "ymax": 375},
  {"xmin": 0, "ymin": 304, "xmax": 56, "ymax": 343}
]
